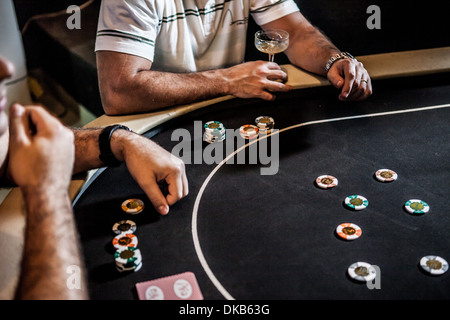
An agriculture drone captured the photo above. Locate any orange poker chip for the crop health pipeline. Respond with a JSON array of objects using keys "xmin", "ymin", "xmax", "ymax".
[
  {"xmin": 121, "ymin": 199, "xmax": 144, "ymax": 214},
  {"xmin": 239, "ymin": 124, "xmax": 259, "ymax": 139},
  {"xmin": 336, "ymin": 223, "xmax": 362, "ymax": 241},
  {"xmin": 112, "ymin": 233, "xmax": 138, "ymax": 249}
]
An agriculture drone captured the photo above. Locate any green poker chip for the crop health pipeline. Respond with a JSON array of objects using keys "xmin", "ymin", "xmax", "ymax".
[
  {"xmin": 114, "ymin": 247, "xmax": 142, "ymax": 265},
  {"xmin": 405, "ymin": 199, "xmax": 429, "ymax": 215},
  {"xmin": 204, "ymin": 121, "xmax": 224, "ymax": 132},
  {"xmin": 345, "ymin": 195, "xmax": 369, "ymax": 211}
]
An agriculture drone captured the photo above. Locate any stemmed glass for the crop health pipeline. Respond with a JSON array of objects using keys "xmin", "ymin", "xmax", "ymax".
[{"xmin": 254, "ymin": 29, "xmax": 289, "ymax": 62}]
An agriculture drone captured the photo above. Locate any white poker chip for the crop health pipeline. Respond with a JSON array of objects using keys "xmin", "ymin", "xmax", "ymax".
[
  {"xmin": 375, "ymin": 169, "xmax": 398, "ymax": 182},
  {"xmin": 420, "ymin": 256, "xmax": 449, "ymax": 275},
  {"xmin": 348, "ymin": 262, "xmax": 377, "ymax": 282},
  {"xmin": 315, "ymin": 175, "xmax": 338, "ymax": 189},
  {"xmin": 255, "ymin": 116, "xmax": 275, "ymax": 129},
  {"xmin": 345, "ymin": 195, "xmax": 369, "ymax": 210},
  {"xmin": 112, "ymin": 220, "xmax": 136, "ymax": 234}
]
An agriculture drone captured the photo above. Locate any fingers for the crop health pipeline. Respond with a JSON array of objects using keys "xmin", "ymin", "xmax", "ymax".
[
  {"xmin": 165, "ymin": 170, "xmax": 188, "ymax": 208},
  {"xmin": 9, "ymin": 104, "xmax": 65, "ymax": 142},
  {"xmin": 259, "ymin": 64, "xmax": 291, "ymax": 101},
  {"xmin": 27, "ymin": 105, "xmax": 64, "ymax": 136},
  {"xmin": 140, "ymin": 158, "xmax": 188, "ymax": 216},
  {"xmin": 9, "ymin": 104, "xmax": 29, "ymax": 144},
  {"xmin": 328, "ymin": 59, "xmax": 373, "ymax": 101},
  {"xmin": 144, "ymin": 179, "xmax": 170, "ymax": 215},
  {"xmin": 226, "ymin": 61, "xmax": 291, "ymax": 101}
]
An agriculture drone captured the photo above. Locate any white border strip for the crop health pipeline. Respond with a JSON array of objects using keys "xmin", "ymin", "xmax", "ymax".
[{"xmin": 191, "ymin": 103, "xmax": 450, "ymax": 300}]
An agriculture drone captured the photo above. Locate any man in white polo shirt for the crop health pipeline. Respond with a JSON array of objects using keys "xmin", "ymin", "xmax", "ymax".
[{"xmin": 96, "ymin": 0, "xmax": 372, "ymax": 115}]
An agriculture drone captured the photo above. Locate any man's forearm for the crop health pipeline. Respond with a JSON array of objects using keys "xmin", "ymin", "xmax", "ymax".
[
  {"xmin": 286, "ymin": 25, "xmax": 340, "ymax": 76},
  {"xmin": 71, "ymin": 126, "xmax": 140, "ymax": 173},
  {"xmin": 263, "ymin": 12, "xmax": 340, "ymax": 77},
  {"xmin": 102, "ymin": 68, "xmax": 228, "ymax": 115},
  {"xmin": 97, "ymin": 51, "xmax": 291, "ymax": 115},
  {"xmin": 18, "ymin": 186, "xmax": 88, "ymax": 299}
]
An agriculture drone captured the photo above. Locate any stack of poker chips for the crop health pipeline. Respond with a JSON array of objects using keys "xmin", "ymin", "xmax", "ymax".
[
  {"xmin": 239, "ymin": 124, "xmax": 259, "ymax": 139},
  {"xmin": 110, "ymin": 199, "xmax": 145, "ymax": 272},
  {"xmin": 255, "ymin": 116, "xmax": 275, "ymax": 134},
  {"xmin": 203, "ymin": 121, "xmax": 226, "ymax": 143},
  {"xmin": 115, "ymin": 247, "xmax": 143, "ymax": 272}
]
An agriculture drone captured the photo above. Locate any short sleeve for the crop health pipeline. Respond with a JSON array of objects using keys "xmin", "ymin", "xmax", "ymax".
[
  {"xmin": 250, "ymin": 0, "xmax": 300, "ymax": 26},
  {"xmin": 95, "ymin": 0, "xmax": 160, "ymax": 62}
]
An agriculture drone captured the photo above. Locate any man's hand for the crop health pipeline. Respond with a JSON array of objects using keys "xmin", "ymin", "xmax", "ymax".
[
  {"xmin": 223, "ymin": 61, "xmax": 291, "ymax": 101},
  {"xmin": 8, "ymin": 104, "xmax": 75, "ymax": 191},
  {"xmin": 8, "ymin": 104, "xmax": 88, "ymax": 300},
  {"xmin": 327, "ymin": 58, "xmax": 372, "ymax": 101},
  {"xmin": 111, "ymin": 130, "xmax": 188, "ymax": 215}
]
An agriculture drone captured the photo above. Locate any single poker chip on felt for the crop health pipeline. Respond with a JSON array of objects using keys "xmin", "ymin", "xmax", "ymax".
[
  {"xmin": 336, "ymin": 223, "xmax": 362, "ymax": 240},
  {"xmin": 345, "ymin": 195, "xmax": 369, "ymax": 210},
  {"xmin": 315, "ymin": 175, "xmax": 338, "ymax": 189},
  {"xmin": 420, "ymin": 256, "xmax": 449, "ymax": 275},
  {"xmin": 112, "ymin": 233, "xmax": 138, "ymax": 250},
  {"xmin": 348, "ymin": 262, "xmax": 377, "ymax": 282},
  {"xmin": 405, "ymin": 199, "xmax": 430, "ymax": 215},
  {"xmin": 112, "ymin": 220, "xmax": 137, "ymax": 235},
  {"xmin": 122, "ymin": 199, "xmax": 144, "ymax": 214},
  {"xmin": 375, "ymin": 169, "xmax": 398, "ymax": 182}
]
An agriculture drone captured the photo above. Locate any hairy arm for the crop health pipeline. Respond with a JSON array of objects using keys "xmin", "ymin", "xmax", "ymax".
[
  {"xmin": 262, "ymin": 12, "xmax": 340, "ymax": 76},
  {"xmin": 72, "ymin": 127, "xmax": 188, "ymax": 215},
  {"xmin": 97, "ymin": 51, "xmax": 289, "ymax": 115},
  {"xmin": 263, "ymin": 12, "xmax": 372, "ymax": 101},
  {"xmin": 8, "ymin": 104, "xmax": 88, "ymax": 300},
  {"xmin": 18, "ymin": 185, "xmax": 88, "ymax": 300}
]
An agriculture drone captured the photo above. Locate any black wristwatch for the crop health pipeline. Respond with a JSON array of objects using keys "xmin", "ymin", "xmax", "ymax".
[{"xmin": 98, "ymin": 125, "xmax": 132, "ymax": 167}]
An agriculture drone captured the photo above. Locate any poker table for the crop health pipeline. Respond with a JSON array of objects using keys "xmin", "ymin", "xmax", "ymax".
[
  {"xmin": 71, "ymin": 48, "xmax": 450, "ymax": 300},
  {"xmin": 0, "ymin": 48, "xmax": 449, "ymax": 300}
]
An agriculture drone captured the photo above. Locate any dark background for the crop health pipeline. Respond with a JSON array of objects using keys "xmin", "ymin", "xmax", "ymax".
[{"xmin": 12, "ymin": 0, "xmax": 450, "ymax": 115}]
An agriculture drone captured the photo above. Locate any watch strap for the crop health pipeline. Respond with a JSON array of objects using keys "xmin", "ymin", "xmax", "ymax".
[
  {"xmin": 99, "ymin": 125, "xmax": 131, "ymax": 167},
  {"xmin": 325, "ymin": 52, "xmax": 356, "ymax": 73}
]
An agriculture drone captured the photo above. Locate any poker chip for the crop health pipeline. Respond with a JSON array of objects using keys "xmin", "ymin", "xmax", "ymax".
[
  {"xmin": 375, "ymin": 169, "xmax": 398, "ymax": 182},
  {"xmin": 112, "ymin": 233, "xmax": 138, "ymax": 250},
  {"xmin": 255, "ymin": 116, "xmax": 275, "ymax": 134},
  {"xmin": 405, "ymin": 199, "xmax": 429, "ymax": 215},
  {"xmin": 239, "ymin": 124, "xmax": 259, "ymax": 139},
  {"xmin": 336, "ymin": 223, "xmax": 362, "ymax": 240},
  {"xmin": 112, "ymin": 220, "xmax": 136, "ymax": 234},
  {"xmin": 420, "ymin": 255, "xmax": 449, "ymax": 275},
  {"xmin": 315, "ymin": 175, "xmax": 338, "ymax": 189},
  {"xmin": 115, "ymin": 247, "xmax": 142, "ymax": 272},
  {"xmin": 348, "ymin": 262, "xmax": 377, "ymax": 282},
  {"xmin": 204, "ymin": 121, "xmax": 225, "ymax": 132},
  {"xmin": 203, "ymin": 121, "xmax": 226, "ymax": 143},
  {"xmin": 345, "ymin": 195, "xmax": 369, "ymax": 211},
  {"xmin": 122, "ymin": 199, "xmax": 144, "ymax": 214}
]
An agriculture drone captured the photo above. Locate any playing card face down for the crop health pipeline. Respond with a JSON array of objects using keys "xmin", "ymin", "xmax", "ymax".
[{"xmin": 136, "ymin": 272, "xmax": 204, "ymax": 300}]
